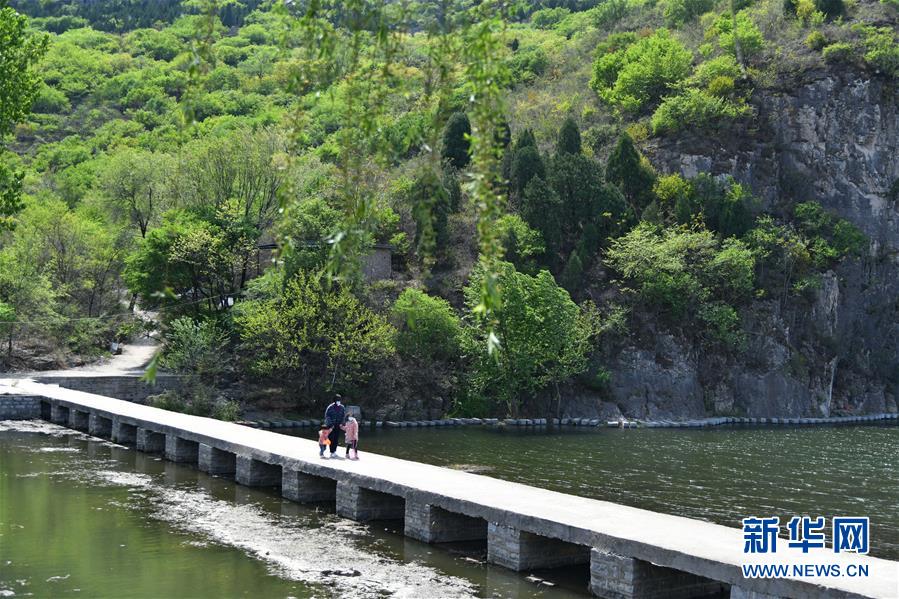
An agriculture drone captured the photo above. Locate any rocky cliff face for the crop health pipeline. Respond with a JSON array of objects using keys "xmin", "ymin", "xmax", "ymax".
[{"xmin": 566, "ymin": 67, "xmax": 899, "ymax": 420}]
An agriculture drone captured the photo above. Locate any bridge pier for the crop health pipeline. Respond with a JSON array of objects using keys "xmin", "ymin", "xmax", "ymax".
[
  {"xmin": 111, "ymin": 418, "xmax": 137, "ymax": 444},
  {"xmin": 487, "ymin": 523, "xmax": 590, "ymax": 571},
  {"xmin": 198, "ymin": 444, "xmax": 236, "ymax": 475},
  {"xmin": 50, "ymin": 403, "xmax": 69, "ymax": 425},
  {"xmin": 235, "ymin": 456, "xmax": 281, "ymax": 486},
  {"xmin": 730, "ymin": 587, "xmax": 784, "ymax": 599},
  {"xmin": 336, "ymin": 481, "xmax": 405, "ymax": 521},
  {"xmin": 589, "ymin": 549, "xmax": 726, "ymax": 599},
  {"xmin": 282, "ymin": 468, "xmax": 336, "ymax": 502},
  {"xmin": 165, "ymin": 435, "xmax": 199, "ymax": 464},
  {"xmin": 404, "ymin": 500, "xmax": 487, "ymax": 543},
  {"xmin": 136, "ymin": 427, "xmax": 165, "ymax": 453},
  {"xmin": 68, "ymin": 409, "xmax": 89, "ymax": 431},
  {"xmin": 88, "ymin": 413, "xmax": 112, "ymax": 438}
]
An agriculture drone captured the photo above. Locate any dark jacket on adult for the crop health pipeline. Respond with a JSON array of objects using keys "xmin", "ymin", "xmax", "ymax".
[{"xmin": 325, "ymin": 402, "xmax": 347, "ymax": 428}]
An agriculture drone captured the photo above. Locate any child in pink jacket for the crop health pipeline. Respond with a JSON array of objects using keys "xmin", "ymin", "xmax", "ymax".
[{"xmin": 341, "ymin": 416, "xmax": 359, "ymax": 460}]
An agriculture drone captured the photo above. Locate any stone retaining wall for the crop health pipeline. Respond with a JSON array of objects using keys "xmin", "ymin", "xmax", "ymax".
[
  {"xmin": 242, "ymin": 413, "xmax": 899, "ymax": 430},
  {"xmin": 0, "ymin": 395, "xmax": 43, "ymax": 419},
  {"xmin": 33, "ymin": 374, "xmax": 182, "ymax": 404}
]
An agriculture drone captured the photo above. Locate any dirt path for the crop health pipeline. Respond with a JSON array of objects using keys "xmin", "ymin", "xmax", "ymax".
[{"xmin": 10, "ymin": 337, "xmax": 160, "ymax": 378}]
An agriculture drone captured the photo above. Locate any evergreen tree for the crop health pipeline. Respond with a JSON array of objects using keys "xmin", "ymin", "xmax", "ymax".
[
  {"xmin": 522, "ymin": 176, "xmax": 563, "ymax": 258},
  {"xmin": 442, "ymin": 162, "xmax": 462, "ymax": 212},
  {"xmin": 502, "ymin": 128, "xmax": 538, "ymax": 182},
  {"xmin": 442, "ymin": 111, "xmax": 471, "ymax": 170},
  {"xmin": 513, "ymin": 128, "xmax": 537, "ymax": 152},
  {"xmin": 560, "ymin": 249, "xmax": 585, "ymax": 293},
  {"xmin": 549, "ymin": 152, "xmax": 606, "ymax": 241},
  {"xmin": 411, "ymin": 169, "xmax": 452, "ymax": 255},
  {"xmin": 556, "ymin": 116, "xmax": 582, "ymax": 155},
  {"xmin": 605, "ymin": 133, "xmax": 656, "ymax": 215},
  {"xmin": 510, "ymin": 145, "xmax": 545, "ymax": 198}
]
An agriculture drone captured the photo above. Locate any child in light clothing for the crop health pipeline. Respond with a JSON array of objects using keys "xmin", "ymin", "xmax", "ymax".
[
  {"xmin": 318, "ymin": 424, "xmax": 332, "ymax": 458},
  {"xmin": 341, "ymin": 416, "xmax": 359, "ymax": 460}
]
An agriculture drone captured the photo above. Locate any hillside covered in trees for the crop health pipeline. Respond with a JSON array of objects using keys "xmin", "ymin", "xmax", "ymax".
[{"xmin": 1, "ymin": 0, "xmax": 897, "ymax": 421}]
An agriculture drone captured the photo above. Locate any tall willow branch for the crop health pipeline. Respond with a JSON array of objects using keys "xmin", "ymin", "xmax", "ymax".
[{"xmin": 460, "ymin": 3, "xmax": 511, "ymax": 354}]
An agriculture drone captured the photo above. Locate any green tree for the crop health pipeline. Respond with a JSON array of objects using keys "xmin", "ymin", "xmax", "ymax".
[
  {"xmin": 0, "ymin": 2, "xmax": 48, "ymax": 136},
  {"xmin": 234, "ymin": 270, "xmax": 395, "ymax": 397},
  {"xmin": 100, "ymin": 148, "xmax": 176, "ymax": 238},
  {"xmin": 549, "ymin": 152, "xmax": 606, "ymax": 238},
  {"xmin": 123, "ymin": 210, "xmax": 238, "ymax": 314},
  {"xmin": 279, "ymin": 197, "xmax": 342, "ymax": 277},
  {"xmin": 6, "ymin": 198, "xmax": 125, "ymax": 318},
  {"xmin": 560, "ymin": 249, "xmax": 585, "ymax": 292},
  {"xmin": 0, "ymin": 300, "xmax": 14, "ymax": 357},
  {"xmin": 605, "ymin": 223, "xmax": 754, "ymax": 328},
  {"xmin": 556, "ymin": 116, "xmax": 582, "ymax": 155},
  {"xmin": 509, "ymin": 144, "xmax": 545, "ymax": 198},
  {"xmin": 521, "ymin": 176, "xmax": 563, "ymax": 257},
  {"xmin": 591, "ymin": 29, "xmax": 693, "ymax": 112},
  {"xmin": 464, "ymin": 261, "xmax": 596, "ymax": 416},
  {"xmin": 0, "ymin": 3, "xmax": 48, "ymax": 229},
  {"xmin": 605, "ymin": 133, "xmax": 657, "ymax": 215},
  {"xmin": 161, "ymin": 316, "xmax": 230, "ymax": 385},
  {"xmin": 442, "ymin": 111, "xmax": 471, "ymax": 169},
  {"xmin": 496, "ymin": 213, "xmax": 545, "ymax": 272},
  {"xmin": 409, "ymin": 168, "xmax": 452, "ymax": 259},
  {"xmin": 0, "ymin": 159, "xmax": 24, "ymax": 232},
  {"xmin": 391, "ymin": 288, "xmax": 462, "ymax": 362}
]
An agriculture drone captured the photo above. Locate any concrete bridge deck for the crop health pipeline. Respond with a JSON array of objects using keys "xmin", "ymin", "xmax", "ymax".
[{"xmin": 2, "ymin": 378, "xmax": 896, "ymax": 599}]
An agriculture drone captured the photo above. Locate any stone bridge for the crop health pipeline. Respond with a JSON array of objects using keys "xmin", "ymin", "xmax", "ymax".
[{"xmin": 1, "ymin": 379, "xmax": 896, "ymax": 599}]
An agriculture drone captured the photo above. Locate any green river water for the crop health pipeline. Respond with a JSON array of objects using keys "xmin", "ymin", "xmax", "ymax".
[{"xmin": 1, "ymin": 420, "xmax": 897, "ymax": 598}]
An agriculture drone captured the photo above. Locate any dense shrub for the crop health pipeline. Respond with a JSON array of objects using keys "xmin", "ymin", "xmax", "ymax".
[
  {"xmin": 688, "ymin": 55, "xmax": 742, "ymax": 87},
  {"xmin": 805, "ymin": 30, "xmax": 827, "ymax": 50},
  {"xmin": 161, "ymin": 317, "xmax": 230, "ymax": 383},
  {"xmin": 591, "ymin": 29, "xmax": 693, "ymax": 112},
  {"xmin": 588, "ymin": 0, "xmax": 631, "ymax": 29},
  {"xmin": 859, "ymin": 26, "xmax": 899, "ymax": 77},
  {"xmin": 391, "ymin": 288, "xmax": 462, "ymax": 362},
  {"xmin": 707, "ymin": 75, "xmax": 735, "ymax": 97},
  {"xmin": 606, "ymin": 223, "xmax": 754, "ymax": 344},
  {"xmin": 822, "ymin": 42, "xmax": 852, "ymax": 63},
  {"xmin": 31, "ymin": 84, "xmax": 70, "ymax": 113},
  {"xmin": 531, "ymin": 7, "xmax": 572, "ymax": 28},
  {"xmin": 652, "ymin": 89, "xmax": 750, "ymax": 134},
  {"xmin": 711, "ymin": 12, "xmax": 765, "ymax": 60},
  {"xmin": 663, "ymin": 0, "xmax": 715, "ymax": 25},
  {"xmin": 508, "ymin": 46, "xmax": 549, "ymax": 84},
  {"xmin": 495, "ymin": 213, "xmax": 545, "ymax": 271},
  {"xmin": 234, "ymin": 270, "xmax": 395, "ymax": 396},
  {"xmin": 793, "ymin": 201, "xmax": 866, "ymax": 263}
]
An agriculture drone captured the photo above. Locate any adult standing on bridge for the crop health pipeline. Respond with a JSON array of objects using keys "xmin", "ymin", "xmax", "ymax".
[{"xmin": 324, "ymin": 394, "xmax": 347, "ymax": 459}]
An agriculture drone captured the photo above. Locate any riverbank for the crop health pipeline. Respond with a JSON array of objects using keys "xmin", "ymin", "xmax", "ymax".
[{"xmin": 240, "ymin": 412, "xmax": 899, "ymax": 430}]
